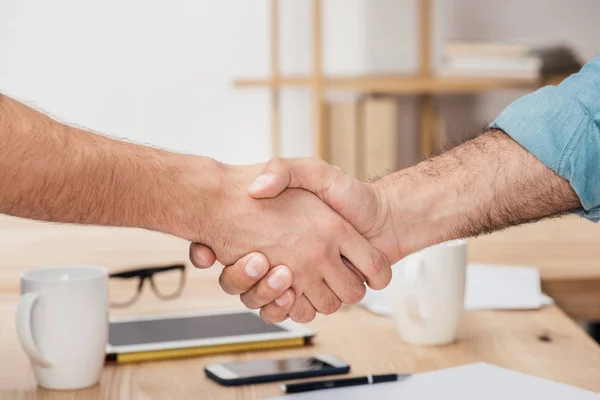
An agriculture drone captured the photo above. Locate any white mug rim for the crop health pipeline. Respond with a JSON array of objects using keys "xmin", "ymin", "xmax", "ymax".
[{"xmin": 21, "ymin": 266, "xmax": 107, "ymax": 283}]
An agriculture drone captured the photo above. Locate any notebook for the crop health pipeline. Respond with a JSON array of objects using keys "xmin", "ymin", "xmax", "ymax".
[{"xmin": 267, "ymin": 363, "xmax": 597, "ymax": 400}]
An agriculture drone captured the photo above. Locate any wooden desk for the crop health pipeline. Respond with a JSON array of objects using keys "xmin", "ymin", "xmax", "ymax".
[
  {"xmin": 0, "ymin": 216, "xmax": 599, "ymax": 398},
  {"xmin": 2, "ymin": 292, "xmax": 600, "ymax": 398}
]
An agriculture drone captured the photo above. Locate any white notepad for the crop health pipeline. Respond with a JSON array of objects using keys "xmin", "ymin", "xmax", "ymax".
[
  {"xmin": 464, "ymin": 263, "xmax": 552, "ymax": 309},
  {"xmin": 267, "ymin": 363, "xmax": 598, "ymax": 400}
]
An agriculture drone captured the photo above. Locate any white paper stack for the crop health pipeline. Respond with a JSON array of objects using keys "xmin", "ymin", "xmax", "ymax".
[{"xmin": 465, "ymin": 263, "xmax": 553, "ymax": 310}]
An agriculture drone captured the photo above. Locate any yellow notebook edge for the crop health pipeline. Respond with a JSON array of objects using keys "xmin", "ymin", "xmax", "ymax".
[{"xmin": 105, "ymin": 336, "xmax": 311, "ymax": 364}]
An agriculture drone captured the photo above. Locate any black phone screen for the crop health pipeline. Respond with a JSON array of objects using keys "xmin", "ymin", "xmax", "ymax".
[{"xmin": 225, "ymin": 357, "xmax": 334, "ymax": 378}]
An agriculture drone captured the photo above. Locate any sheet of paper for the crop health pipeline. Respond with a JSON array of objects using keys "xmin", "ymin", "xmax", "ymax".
[
  {"xmin": 266, "ymin": 363, "xmax": 598, "ymax": 400},
  {"xmin": 359, "ymin": 263, "xmax": 552, "ymax": 316},
  {"xmin": 464, "ymin": 263, "xmax": 546, "ymax": 310}
]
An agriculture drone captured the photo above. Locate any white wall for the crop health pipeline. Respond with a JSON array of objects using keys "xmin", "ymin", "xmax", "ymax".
[
  {"xmin": 0, "ymin": 0, "xmax": 272, "ymax": 165},
  {"xmin": 2, "ymin": 0, "xmax": 600, "ymax": 167},
  {"xmin": 0, "ymin": 0, "xmax": 375, "ymax": 165}
]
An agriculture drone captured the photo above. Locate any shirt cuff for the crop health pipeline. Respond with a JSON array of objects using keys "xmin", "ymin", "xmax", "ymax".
[{"xmin": 490, "ymin": 86, "xmax": 600, "ymax": 222}]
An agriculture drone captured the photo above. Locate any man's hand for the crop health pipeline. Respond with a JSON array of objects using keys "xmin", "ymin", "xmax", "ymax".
[
  {"xmin": 184, "ymin": 163, "xmax": 390, "ymax": 323},
  {"xmin": 189, "ymin": 248, "xmax": 296, "ymax": 323},
  {"xmin": 196, "ymin": 158, "xmax": 406, "ymax": 323},
  {"xmin": 246, "ymin": 158, "xmax": 406, "ymax": 262}
]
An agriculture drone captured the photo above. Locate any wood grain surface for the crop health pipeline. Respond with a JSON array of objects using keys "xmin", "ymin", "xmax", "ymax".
[{"xmin": 0, "ymin": 214, "xmax": 598, "ymax": 399}]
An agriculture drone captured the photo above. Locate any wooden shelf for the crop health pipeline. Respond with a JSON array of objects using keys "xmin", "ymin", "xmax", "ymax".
[
  {"xmin": 234, "ymin": 74, "xmax": 556, "ymax": 94},
  {"xmin": 241, "ymin": 0, "xmax": 570, "ymax": 158},
  {"xmin": 235, "ymin": 76, "xmax": 312, "ymax": 88}
]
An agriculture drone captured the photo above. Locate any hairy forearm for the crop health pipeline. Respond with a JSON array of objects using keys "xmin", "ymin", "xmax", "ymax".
[
  {"xmin": 379, "ymin": 129, "xmax": 581, "ymax": 256},
  {"xmin": 0, "ymin": 94, "xmax": 220, "ymax": 239}
]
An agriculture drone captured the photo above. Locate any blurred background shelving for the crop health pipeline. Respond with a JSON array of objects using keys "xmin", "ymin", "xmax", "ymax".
[{"xmin": 233, "ymin": 0, "xmax": 572, "ymax": 173}]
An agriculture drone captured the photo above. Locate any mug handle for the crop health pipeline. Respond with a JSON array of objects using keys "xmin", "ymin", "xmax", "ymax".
[
  {"xmin": 403, "ymin": 257, "xmax": 428, "ymax": 323},
  {"xmin": 16, "ymin": 292, "xmax": 53, "ymax": 367}
]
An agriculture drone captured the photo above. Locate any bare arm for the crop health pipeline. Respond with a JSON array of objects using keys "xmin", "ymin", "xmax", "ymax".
[
  {"xmin": 246, "ymin": 129, "xmax": 581, "ymax": 263},
  {"xmin": 377, "ymin": 129, "xmax": 582, "ymax": 258},
  {"xmin": 0, "ymin": 94, "xmax": 220, "ymax": 237}
]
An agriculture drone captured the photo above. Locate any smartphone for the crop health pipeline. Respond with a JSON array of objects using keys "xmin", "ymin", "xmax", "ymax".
[{"xmin": 204, "ymin": 354, "xmax": 350, "ymax": 386}]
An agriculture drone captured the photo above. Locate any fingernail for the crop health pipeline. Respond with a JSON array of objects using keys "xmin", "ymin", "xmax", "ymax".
[
  {"xmin": 275, "ymin": 293, "xmax": 289, "ymax": 307},
  {"xmin": 248, "ymin": 174, "xmax": 274, "ymax": 193},
  {"xmin": 268, "ymin": 268, "xmax": 290, "ymax": 290},
  {"xmin": 245, "ymin": 256, "xmax": 265, "ymax": 277}
]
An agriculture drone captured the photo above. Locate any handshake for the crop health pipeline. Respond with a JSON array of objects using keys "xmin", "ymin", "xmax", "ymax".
[
  {"xmin": 171, "ymin": 130, "xmax": 555, "ymax": 324},
  {"xmin": 183, "ymin": 157, "xmax": 428, "ymax": 324}
]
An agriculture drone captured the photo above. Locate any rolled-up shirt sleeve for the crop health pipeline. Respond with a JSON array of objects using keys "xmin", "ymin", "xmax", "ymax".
[{"xmin": 490, "ymin": 56, "xmax": 600, "ymax": 222}]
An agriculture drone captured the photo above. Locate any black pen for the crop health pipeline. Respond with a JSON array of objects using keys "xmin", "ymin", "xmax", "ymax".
[{"xmin": 281, "ymin": 373, "xmax": 410, "ymax": 394}]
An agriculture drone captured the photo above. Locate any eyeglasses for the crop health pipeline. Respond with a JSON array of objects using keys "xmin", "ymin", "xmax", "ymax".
[{"xmin": 109, "ymin": 264, "xmax": 187, "ymax": 308}]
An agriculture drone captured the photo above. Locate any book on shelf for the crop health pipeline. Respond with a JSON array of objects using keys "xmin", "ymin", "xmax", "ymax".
[
  {"xmin": 442, "ymin": 55, "xmax": 542, "ymax": 71},
  {"xmin": 438, "ymin": 66, "xmax": 540, "ymax": 80},
  {"xmin": 444, "ymin": 41, "xmax": 530, "ymax": 57},
  {"xmin": 440, "ymin": 41, "xmax": 582, "ymax": 80}
]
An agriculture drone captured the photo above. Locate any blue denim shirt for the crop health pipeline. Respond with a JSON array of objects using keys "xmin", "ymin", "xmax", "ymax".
[{"xmin": 490, "ymin": 55, "xmax": 600, "ymax": 222}]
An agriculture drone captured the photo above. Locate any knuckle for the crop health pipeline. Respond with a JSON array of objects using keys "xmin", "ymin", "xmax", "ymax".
[
  {"xmin": 240, "ymin": 293, "xmax": 260, "ymax": 310},
  {"xmin": 255, "ymin": 281, "xmax": 276, "ymax": 303},
  {"xmin": 290, "ymin": 304, "xmax": 315, "ymax": 323},
  {"xmin": 241, "ymin": 282, "xmax": 274, "ymax": 310},
  {"xmin": 345, "ymin": 281, "xmax": 367, "ymax": 305},
  {"xmin": 290, "ymin": 305, "xmax": 306, "ymax": 322},
  {"xmin": 311, "ymin": 157, "xmax": 328, "ymax": 170},
  {"xmin": 303, "ymin": 308, "xmax": 317, "ymax": 323},
  {"xmin": 306, "ymin": 242, "xmax": 329, "ymax": 265},
  {"xmin": 267, "ymin": 157, "xmax": 286, "ymax": 171},
  {"xmin": 324, "ymin": 216, "xmax": 345, "ymax": 234},
  {"xmin": 259, "ymin": 307, "xmax": 273, "ymax": 324},
  {"xmin": 317, "ymin": 159, "xmax": 333, "ymax": 176},
  {"xmin": 260, "ymin": 305, "xmax": 287, "ymax": 324},
  {"xmin": 218, "ymin": 272, "xmax": 236, "ymax": 295},
  {"xmin": 320, "ymin": 295, "xmax": 342, "ymax": 315},
  {"xmin": 364, "ymin": 251, "xmax": 391, "ymax": 287},
  {"xmin": 307, "ymin": 156, "xmax": 324, "ymax": 167}
]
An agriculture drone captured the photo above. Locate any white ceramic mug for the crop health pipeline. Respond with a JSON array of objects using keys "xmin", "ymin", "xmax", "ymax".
[
  {"xmin": 16, "ymin": 266, "xmax": 108, "ymax": 390},
  {"xmin": 392, "ymin": 239, "xmax": 467, "ymax": 345}
]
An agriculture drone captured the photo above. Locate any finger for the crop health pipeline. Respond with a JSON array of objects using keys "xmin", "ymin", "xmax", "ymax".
[
  {"xmin": 259, "ymin": 289, "xmax": 295, "ymax": 324},
  {"xmin": 303, "ymin": 280, "xmax": 342, "ymax": 316},
  {"xmin": 240, "ymin": 265, "xmax": 293, "ymax": 309},
  {"xmin": 340, "ymin": 225, "xmax": 391, "ymax": 291},
  {"xmin": 288, "ymin": 295, "xmax": 317, "ymax": 323},
  {"xmin": 341, "ymin": 255, "xmax": 367, "ymax": 282},
  {"xmin": 218, "ymin": 253, "xmax": 270, "ymax": 295},
  {"xmin": 322, "ymin": 256, "xmax": 367, "ymax": 305},
  {"xmin": 189, "ymin": 243, "xmax": 217, "ymax": 269},
  {"xmin": 248, "ymin": 157, "xmax": 342, "ymax": 200}
]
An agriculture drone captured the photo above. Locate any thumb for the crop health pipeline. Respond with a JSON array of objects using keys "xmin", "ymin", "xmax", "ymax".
[
  {"xmin": 247, "ymin": 157, "xmax": 342, "ymax": 200},
  {"xmin": 248, "ymin": 158, "xmax": 381, "ymax": 238}
]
